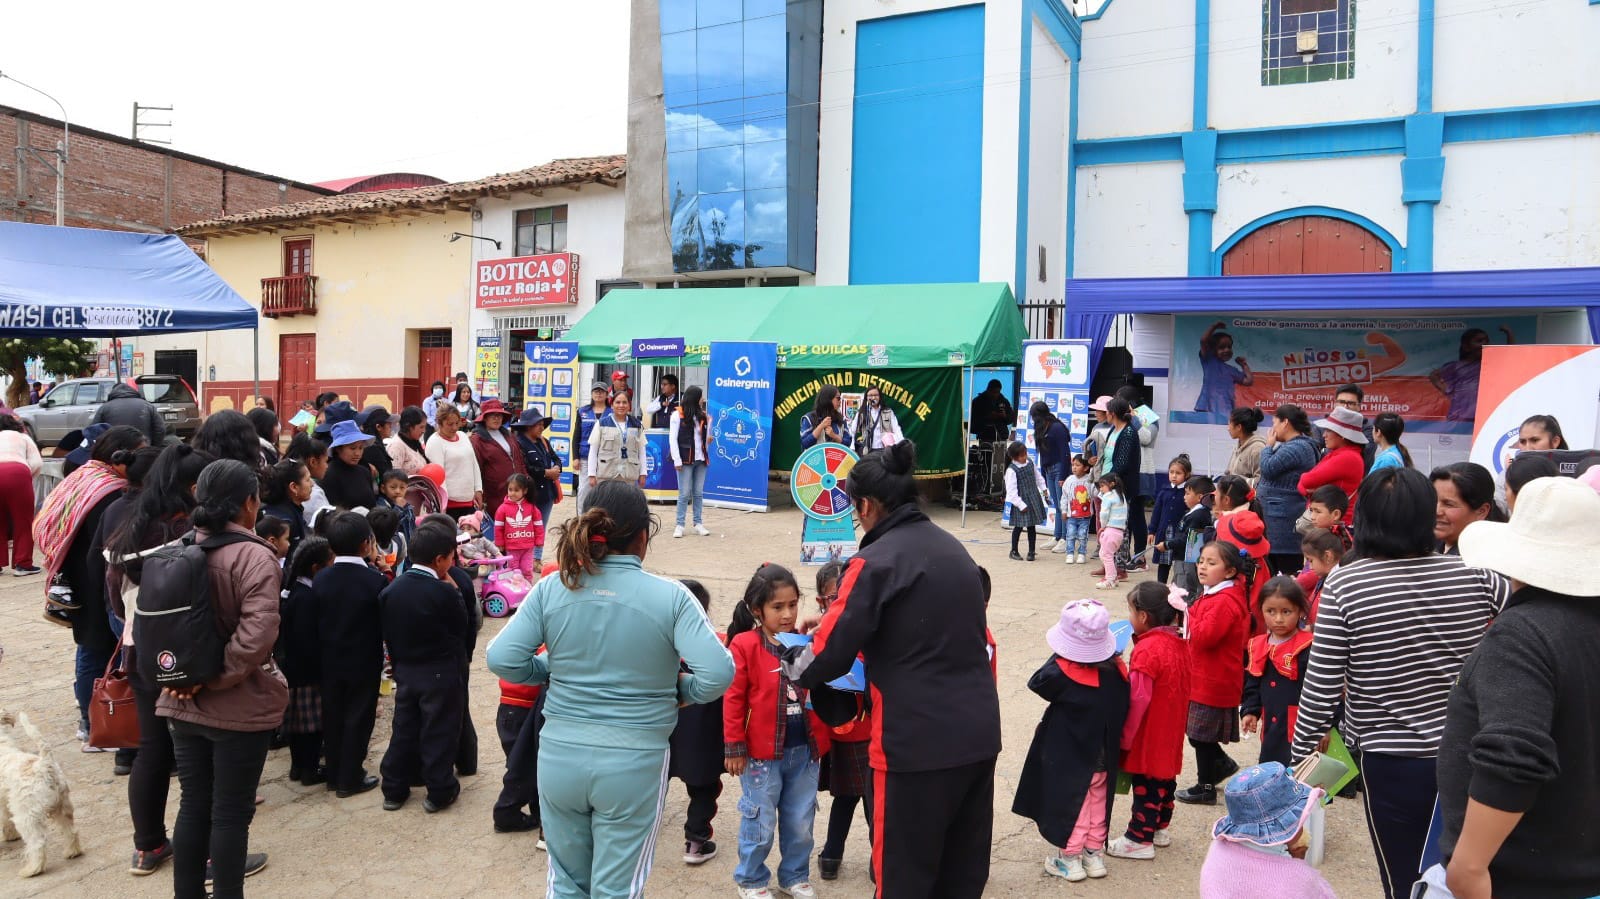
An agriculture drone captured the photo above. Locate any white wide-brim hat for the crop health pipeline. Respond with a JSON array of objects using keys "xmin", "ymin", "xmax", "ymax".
[
  {"xmin": 1459, "ymin": 477, "xmax": 1600, "ymax": 597},
  {"xmin": 1313, "ymin": 406, "xmax": 1368, "ymax": 444}
]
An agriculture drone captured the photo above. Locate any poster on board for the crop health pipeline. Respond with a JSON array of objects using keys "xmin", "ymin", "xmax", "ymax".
[
  {"xmin": 523, "ymin": 341, "xmax": 581, "ymax": 488},
  {"xmin": 1168, "ymin": 315, "xmax": 1538, "ymax": 433},
  {"xmin": 1002, "ymin": 340, "xmax": 1093, "ymax": 530},
  {"xmin": 475, "ymin": 336, "xmax": 502, "ymax": 400},
  {"xmin": 1469, "ymin": 345, "xmax": 1600, "ymax": 478}
]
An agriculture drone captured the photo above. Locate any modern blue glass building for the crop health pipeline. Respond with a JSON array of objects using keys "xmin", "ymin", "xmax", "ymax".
[{"xmin": 659, "ymin": 0, "xmax": 821, "ymax": 274}]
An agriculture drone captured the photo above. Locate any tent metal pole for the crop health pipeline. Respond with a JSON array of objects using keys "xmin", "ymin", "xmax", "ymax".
[
  {"xmin": 962, "ymin": 364, "xmax": 973, "ymax": 527},
  {"xmin": 252, "ymin": 326, "xmax": 261, "ymax": 405},
  {"xmin": 111, "ymin": 337, "xmax": 122, "ymax": 379}
]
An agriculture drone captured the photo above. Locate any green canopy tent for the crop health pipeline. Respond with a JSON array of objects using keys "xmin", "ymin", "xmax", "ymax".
[{"xmin": 562, "ymin": 283, "xmax": 1025, "ymax": 505}]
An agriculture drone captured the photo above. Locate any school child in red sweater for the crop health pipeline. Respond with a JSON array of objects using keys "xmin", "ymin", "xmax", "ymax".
[
  {"xmin": 493, "ymin": 473, "xmax": 545, "ymax": 578},
  {"xmin": 1240, "ymin": 576, "xmax": 1314, "ymax": 767},
  {"xmin": 1105, "ymin": 581, "xmax": 1192, "ymax": 860},
  {"xmin": 1013, "ymin": 599, "xmax": 1130, "ymax": 882},
  {"xmin": 1175, "ymin": 540, "xmax": 1255, "ymax": 807},
  {"xmin": 810, "ymin": 561, "xmax": 872, "ymax": 882},
  {"xmin": 1296, "ymin": 527, "xmax": 1346, "ymax": 625},
  {"xmin": 669, "ymin": 579, "xmax": 727, "ymax": 866},
  {"xmin": 724, "ymin": 564, "xmax": 829, "ymax": 899}
]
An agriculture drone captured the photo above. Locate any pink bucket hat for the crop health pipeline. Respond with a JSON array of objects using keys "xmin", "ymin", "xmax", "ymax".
[
  {"xmin": 1088, "ymin": 395, "xmax": 1112, "ymax": 412},
  {"xmin": 1046, "ymin": 599, "xmax": 1118, "ymax": 663}
]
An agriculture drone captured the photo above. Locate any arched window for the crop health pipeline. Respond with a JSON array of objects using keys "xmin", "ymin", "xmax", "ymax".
[
  {"xmin": 1263, "ymin": 0, "xmax": 1355, "ymax": 85},
  {"xmin": 1222, "ymin": 215, "xmax": 1392, "ymax": 275}
]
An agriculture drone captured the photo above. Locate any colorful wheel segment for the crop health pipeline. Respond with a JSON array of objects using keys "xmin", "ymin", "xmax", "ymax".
[{"xmin": 790, "ymin": 442, "xmax": 860, "ymax": 521}]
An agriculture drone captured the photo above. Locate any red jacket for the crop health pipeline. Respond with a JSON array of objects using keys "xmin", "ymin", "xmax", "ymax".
[
  {"xmin": 1297, "ymin": 444, "xmax": 1363, "ymax": 524},
  {"xmin": 1188, "ymin": 579, "xmax": 1253, "ymax": 708},
  {"xmin": 498, "ymin": 678, "xmax": 542, "ymax": 709},
  {"xmin": 986, "ymin": 628, "xmax": 998, "ymax": 680},
  {"xmin": 724, "ymin": 629, "xmax": 830, "ymax": 761},
  {"xmin": 493, "ymin": 498, "xmax": 545, "ymax": 551},
  {"xmin": 1121, "ymin": 626, "xmax": 1190, "ymax": 779}
]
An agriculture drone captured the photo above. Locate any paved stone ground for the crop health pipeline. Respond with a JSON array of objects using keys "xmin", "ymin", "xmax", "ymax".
[{"xmin": 0, "ymin": 498, "xmax": 1382, "ymax": 898}]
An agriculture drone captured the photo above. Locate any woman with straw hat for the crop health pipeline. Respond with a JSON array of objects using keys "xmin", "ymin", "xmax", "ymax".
[{"xmin": 1434, "ymin": 477, "xmax": 1600, "ymax": 899}]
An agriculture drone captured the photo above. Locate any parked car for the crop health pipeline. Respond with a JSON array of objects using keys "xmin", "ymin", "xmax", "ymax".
[{"xmin": 14, "ymin": 375, "xmax": 201, "ymax": 448}]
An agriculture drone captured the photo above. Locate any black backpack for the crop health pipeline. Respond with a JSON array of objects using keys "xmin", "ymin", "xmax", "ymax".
[{"xmin": 134, "ymin": 530, "xmax": 256, "ymax": 688}]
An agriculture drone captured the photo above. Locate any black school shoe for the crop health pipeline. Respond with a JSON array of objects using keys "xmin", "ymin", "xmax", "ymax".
[
  {"xmin": 495, "ymin": 813, "xmax": 541, "ymax": 833},
  {"xmin": 1009, "ymin": 550, "xmax": 1024, "ymax": 561},
  {"xmin": 204, "ymin": 852, "xmax": 267, "ymax": 886},
  {"xmin": 1174, "ymin": 784, "xmax": 1217, "ymax": 805},
  {"xmin": 336, "ymin": 775, "xmax": 379, "ymax": 798},
  {"xmin": 423, "ymin": 793, "xmax": 458, "ymax": 814},
  {"xmin": 817, "ymin": 857, "xmax": 841, "ymax": 880}
]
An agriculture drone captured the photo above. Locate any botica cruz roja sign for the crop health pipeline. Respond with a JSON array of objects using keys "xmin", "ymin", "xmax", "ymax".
[{"xmin": 474, "ymin": 252, "xmax": 581, "ymax": 309}]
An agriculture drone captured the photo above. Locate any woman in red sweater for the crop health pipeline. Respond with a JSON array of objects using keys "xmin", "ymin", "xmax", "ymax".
[
  {"xmin": 1176, "ymin": 541, "xmax": 1255, "ymax": 807},
  {"xmin": 1298, "ymin": 407, "xmax": 1368, "ymax": 524}
]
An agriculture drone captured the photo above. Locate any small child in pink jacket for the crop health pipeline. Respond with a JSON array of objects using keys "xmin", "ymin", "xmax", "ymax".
[
  {"xmin": 1198, "ymin": 762, "xmax": 1335, "ymax": 899},
  {"xmin": 493, "ymin": 473, "xmax": 545, "ymax": 579}
]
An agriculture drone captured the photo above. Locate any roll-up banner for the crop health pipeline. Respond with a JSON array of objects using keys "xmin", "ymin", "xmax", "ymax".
[{"xmin": 704, "ymin": 341, "xmax": 778, "ymax": 511}]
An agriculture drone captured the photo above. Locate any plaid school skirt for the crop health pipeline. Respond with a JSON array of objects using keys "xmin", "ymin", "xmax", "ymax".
[
  {"xmin": 283, "ymin": 686, "xmax": 323, "ymax": 735},
  {"xmin": 821, "ymin": 739, "xmax": 872, "ymax": 798},
  {"xmin": 1186, "ymin": 701, "xmax": 1240, "ymax": 744}
]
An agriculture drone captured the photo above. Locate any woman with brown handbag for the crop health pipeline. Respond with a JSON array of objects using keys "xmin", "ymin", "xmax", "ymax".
[{"xmin": 104, "ymin": 444, "xmax": 213, "ymax": 876}]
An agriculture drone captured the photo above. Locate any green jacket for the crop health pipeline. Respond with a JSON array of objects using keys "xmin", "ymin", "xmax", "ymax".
[{"xmin": 485, "ymin": 555, "xmax": 734, "ymax": 750}]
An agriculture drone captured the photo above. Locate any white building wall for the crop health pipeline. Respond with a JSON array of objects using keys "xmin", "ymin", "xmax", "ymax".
[
  {"xmin": 1207, "ymin": 0, "xmax": 1417, "ymax": 130},
  {"xmin": 1212, "ymin": 155, "xmax": 1407, "ymax": 253},
  {"xmin": 1072, "ymin": 161, "xmax": 1189, "ymax": 277},
  {"xmin": 1434, "ymin": 0, "xmax": 1600, "ymax": 112},
  {"xmin": 1026, "ymin": 20, "xmax": 1071, "ymax": 303},
  {"xmin": 1435, "ymin": 136, "xmax": 1600, "ymax": 271},
  {"xmin": 815, "ymin": 0, "xmax": 1027, "ymax": 289},
  {"xmin": 1075, "ymin": 0, "xmax": 1194, "ymax": 139},
  {"xmin": 468, "ymin": 183, "xmax": 627, "ymax": 337}
]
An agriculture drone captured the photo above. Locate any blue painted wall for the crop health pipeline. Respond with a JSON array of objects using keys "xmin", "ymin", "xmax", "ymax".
[{"xmin": 849, "ymin": 5, "xmax": 985, "ymax": 285}]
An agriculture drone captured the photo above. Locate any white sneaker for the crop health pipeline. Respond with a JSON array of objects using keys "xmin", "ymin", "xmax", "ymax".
[
  {"xmin": 1049, "ymin": 539, "xmax": 1067, "ymax": 553},
  {"xmin": 775, "ymin": 884, "xmax": 815, "ymax": 899},
  {"xmin": 1083, "ymin": 849, "xmax": 1108, "ymax": 878},
  {"xmin": 1076, "ymin": 553, "xmax": 1087, "ymax": 564},
  {"xmin": 1152, "ymin": 829, "xmax": 1172, "ymax": 848},
  {"xmin": 694, "ymin": 524, "xmax": 711, "ymax": 537},
  {"xmin": 1104, "ymin": 836, "xmax": 1156, "ymax": 860},
  {"xmin": 1045, "ymin": 855, "xmax": 1086, "ymax": 882},
  {"xmin": 673, "ymin": 526, "xmax": 684, "ymax": 538},
  {"xmin": 737, "ymin": 888, "xmax": 773, "ymax": 899},
  {"xmin": 536, "ymin": 832, "xmax": 547, "ymax": 851}
]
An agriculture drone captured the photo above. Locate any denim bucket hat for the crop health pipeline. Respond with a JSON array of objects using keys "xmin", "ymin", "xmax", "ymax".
[
  {"xmin": 1210, "ymin": 762, "xmax": 1323, "ymax": 847},
  {"xmin": 327, "ymin": 419, "xmax": 373, "ymax": 450}
]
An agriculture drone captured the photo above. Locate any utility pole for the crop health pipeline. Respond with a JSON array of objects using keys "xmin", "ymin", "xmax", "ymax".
[
  {"xmin": 0, "ymin": 71, "xmax": 69, "ymax": 226},
  {"xmin": 132, "ymin": 102, "xmax": 173, "ymax": 145}
]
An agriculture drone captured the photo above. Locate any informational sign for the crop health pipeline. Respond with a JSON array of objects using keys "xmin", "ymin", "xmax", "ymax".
[
  {"xmin": 474, "ymin": 336, "xmax": 502, "ymax": 399},
  {"xmin": 474, "ymin": 252, "xmax": 580, "ymax": 309},
  {"xmin": 1003, "ymin": 340, "xmax": 1093, "ymax": 530},
  {"xmin": 1469, "ymin": 345, "xmax": 1600, "ymax": 477},
  {"xmin": 631, "ymin": 337, "xmax": 685, "ymax": 359},
  {"xmin": 1169, "ymin": 314, "xmax": 1537, "ymax": 433},
  {"xmin": 771, "ymin": 368, "xmax": 964, "ymax": 478},
  {"xmin": 705, "ymin": 341, "xmax": 777, "ymax": 511},
  {"xmin": 523, "ymin": 341, "xmax": 581, "ymax": 488},
  {"xmin": 641, "ymin": 429, "xmax": 681, "ymax": 502},
  {"xmin": 132, "ymin": 352, "xmax": 146, "ymax": 377}
]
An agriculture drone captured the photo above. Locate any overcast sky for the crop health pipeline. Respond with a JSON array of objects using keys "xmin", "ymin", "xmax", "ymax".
[{"xmin": 1, "ymin": 0, "xmax": 630, "ymax": 185}]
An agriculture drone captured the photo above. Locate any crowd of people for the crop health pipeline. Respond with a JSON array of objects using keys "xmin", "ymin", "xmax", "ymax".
[{"xmin": 1, "ymin": 366, "xmax": 1595, "ymax": 899}]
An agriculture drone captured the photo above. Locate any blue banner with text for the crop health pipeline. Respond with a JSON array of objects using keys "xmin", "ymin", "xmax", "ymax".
[{"xmin": 705, "ymin": 341, "xmax": 778, "ymax": 510}]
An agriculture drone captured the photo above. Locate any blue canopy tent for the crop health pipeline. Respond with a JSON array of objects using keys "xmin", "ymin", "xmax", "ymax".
[
  {"xmin": 1063, "ymin": 267, "xmax": 1600, "ymax": 374},
  {"xmin": 0, "ymin": 222, "xmax": 260, "ymax": 393}
]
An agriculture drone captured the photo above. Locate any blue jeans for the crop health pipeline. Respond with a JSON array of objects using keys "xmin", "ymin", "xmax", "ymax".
[
  {"xmin": 1063, "ymin": 516, "xmax": 1091, "ymax": 557},
  {"xmin": 675, "ymin": 462, "xmax": 707, "ymax": 527},
  {"xmin": 734, "ymin": 744, "xmax": 819, "ymax": 889},
  {"xmin": 1045, "ymin": 464, "xmax": 1065, "ymax": 540},
  {"xmin": 75, "ymin": 643, "xmax": 112, "ymax": 724},
  {"xmin": 533, "ymin": 495, "xmax": 553, "ymax": 562}
]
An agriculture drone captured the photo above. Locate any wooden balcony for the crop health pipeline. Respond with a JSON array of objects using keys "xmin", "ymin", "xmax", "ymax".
[{"xmin": 261, "ymin": 274, "xmax": 317, "ymax": 318}]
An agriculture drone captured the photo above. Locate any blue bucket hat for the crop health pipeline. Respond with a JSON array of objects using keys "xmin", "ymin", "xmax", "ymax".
[
  {"xmin": 1210, "ymin": 763, "xmax": 1322, "ymax": 847},
  {"xmin": 64, "ymin": 422, "xmax": 112, "ymax": 468},
  {"xmin": 327, "ymin": 419, "xmax": 373, "ymax": 450},
  {"xmin": 315, "ymin": 400, "xmax": 357, "ymax": 436}
]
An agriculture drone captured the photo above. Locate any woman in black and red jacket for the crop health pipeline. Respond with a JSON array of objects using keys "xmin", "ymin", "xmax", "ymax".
[{"xmin": 785, "ymin": 441, "xmax": 1002, "ymax": 899}]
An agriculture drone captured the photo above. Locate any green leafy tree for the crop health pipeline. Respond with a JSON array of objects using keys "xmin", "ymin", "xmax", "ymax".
[{"xmin": 1, "ymin": 337, "xmax": 94, "ymax": 408}]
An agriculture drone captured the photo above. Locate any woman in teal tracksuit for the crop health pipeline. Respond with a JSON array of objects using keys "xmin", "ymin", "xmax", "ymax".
[{"xmin": 487, "ymin": 480, "xmax": 734, "ymax": 899}]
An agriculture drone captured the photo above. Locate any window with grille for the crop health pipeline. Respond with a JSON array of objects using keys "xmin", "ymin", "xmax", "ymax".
[
  {"xmin": 1262, "ymin": 0, "xmax": 1354, "ymax": 86},
  {"xmin": 514, "ymin": 206, "xmax": 568, "ymax": 256},
  {"xmin": 419, "ymin": 329, "xmax": 454, "ymax": 348}
]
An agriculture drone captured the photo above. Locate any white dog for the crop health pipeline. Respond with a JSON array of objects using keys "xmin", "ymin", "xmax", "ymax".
[{"xmin": 0, "ymin": 709, "xmax": 83, "ymax": 877}]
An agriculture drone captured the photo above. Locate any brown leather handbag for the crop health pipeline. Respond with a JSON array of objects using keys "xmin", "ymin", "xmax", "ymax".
[{"xmin": 88, "ymin": 649, "xmax": 140, "ymax": 749}]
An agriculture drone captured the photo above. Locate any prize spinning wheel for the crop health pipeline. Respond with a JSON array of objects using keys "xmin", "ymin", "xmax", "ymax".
[{"xmin": 791, "ymin": 442, "xmax": 859, "ymax": 521}]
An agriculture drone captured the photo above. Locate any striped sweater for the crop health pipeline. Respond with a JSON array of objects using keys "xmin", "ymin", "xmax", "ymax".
[{"xmin": 1290, "ymin": 555, "xmax": 1509, "ymax": 760}]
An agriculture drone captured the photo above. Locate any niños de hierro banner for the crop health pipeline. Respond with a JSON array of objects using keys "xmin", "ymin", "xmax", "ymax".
[
  {"xmin": 705, "ymin": 341, "xmax": 778, "ymax": 510},
  {"xmin": 1170, "ymin": 314, "xmax": 1537, "ymax": 433}
]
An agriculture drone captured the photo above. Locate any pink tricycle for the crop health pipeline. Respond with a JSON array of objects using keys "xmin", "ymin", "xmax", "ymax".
[{"xmin": 474, "ymin": 556, "xmax": 534, "ymax": 618}]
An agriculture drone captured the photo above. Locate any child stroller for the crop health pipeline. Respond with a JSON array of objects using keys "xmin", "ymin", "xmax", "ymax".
[{"xmin": 404, "ymin": 474, "xmax": 445, "ymax": 522}]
